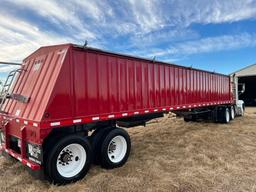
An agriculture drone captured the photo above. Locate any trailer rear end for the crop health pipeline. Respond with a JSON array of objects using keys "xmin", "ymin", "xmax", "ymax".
[{"xmin": 0, "ymin": 44, "xmax": 243, "ymax": 184}]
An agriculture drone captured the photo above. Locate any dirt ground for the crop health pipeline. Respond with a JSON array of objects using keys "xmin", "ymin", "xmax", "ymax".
[{"xmin": 1, "ymin": 108, "xmax": 256, "ymax": 192}]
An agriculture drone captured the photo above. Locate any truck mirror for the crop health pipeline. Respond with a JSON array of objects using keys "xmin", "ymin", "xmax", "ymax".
[{"xmin": 238, "ymin": 83, "xmax": 245, "ymax": 95}]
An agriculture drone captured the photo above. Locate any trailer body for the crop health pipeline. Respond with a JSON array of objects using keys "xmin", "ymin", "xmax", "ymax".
[{"xmin": 0, "ymin": 44, "xmax": 235, "ymax": 182}]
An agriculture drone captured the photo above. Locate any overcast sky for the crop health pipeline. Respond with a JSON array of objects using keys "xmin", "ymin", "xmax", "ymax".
[{"xmin": 0, "ymin": 0, "xmax": 256, "ymax": 80}]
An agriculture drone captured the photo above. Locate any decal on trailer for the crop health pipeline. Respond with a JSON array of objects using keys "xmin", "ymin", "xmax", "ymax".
[
  {"xmin": 33, "ymin": 60, "xmax": 43, "ymax": 71},
  {"xmin": 15, "ymin": 109, "xmax": 21, "ymax": 116},
  {"xmin": 58, "ymin": 49, "xmax": 68, "ymax": 64}
]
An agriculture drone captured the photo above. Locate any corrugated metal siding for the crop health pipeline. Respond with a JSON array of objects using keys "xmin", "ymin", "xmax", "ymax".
[
  {"xmin": 2, "ymin": 45, "xmax": 70, "ymax": 121},
  {"xmin": 64, "ymin": 48, "xmax": 231, "ymax": 119}
]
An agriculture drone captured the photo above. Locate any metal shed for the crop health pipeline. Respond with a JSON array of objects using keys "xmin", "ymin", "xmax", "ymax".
[{"xmin": 231, "ymin": 64, "xmax": 256, "ymax": 106}]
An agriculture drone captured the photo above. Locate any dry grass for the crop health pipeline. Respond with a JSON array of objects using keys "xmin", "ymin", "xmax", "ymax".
[{"xmin": 1, "ymin": 108, "xmax": 256, "ymax": 192}]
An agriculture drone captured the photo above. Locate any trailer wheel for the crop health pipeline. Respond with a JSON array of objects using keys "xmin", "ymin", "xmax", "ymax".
[
  {"xmin": 184, "ymin": 115, "xmax": 196, "ymax": 122},
  {"xmin": 230, "ymin": 106, "xmax": 235, "ymax": 120},
  {"xmin": 100, "ymin": 128, "xmax": 131, "ymax": 169},
  {"xmin": 45, "ymin": 135, "xmax": 92, "ymax": 184},
  {"xmin": 90, "ymin": 127, "xmax": 115, "ymax": 164},
  {"xmin": 221, "ymin": 107, "xmax": 230, "ymax": 123}
]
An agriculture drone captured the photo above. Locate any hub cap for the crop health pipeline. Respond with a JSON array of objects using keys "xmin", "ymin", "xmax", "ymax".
[
  {"xmin": 107, "ymin": 136, "xmax": 127, "ymax": 163},
  {"xmin": 56, "ymin": 144, "xmax": 86, "ymax": 178}
]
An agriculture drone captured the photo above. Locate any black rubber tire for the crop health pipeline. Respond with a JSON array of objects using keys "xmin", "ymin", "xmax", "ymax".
[
  {"xmin": 90, "ymin": 127, "xmax": 115, "ymax": 164},
  {"xmin": 230, "ymin": 106, "xmax": 235, "ymax": 120},
  {"xmin": 184, "ymin": 115, "xmax": 196, "ymax": 122},
  {"xmin": 220, "ymin": 107, "xmax": 230, "ymax": 124},
  {"xmin": 100, "ymin": 128, "xmax": 131, "ymax": 169},
  {"xmin": 45, "ymin": 134, "xmax": 92, "ymax": 185}
]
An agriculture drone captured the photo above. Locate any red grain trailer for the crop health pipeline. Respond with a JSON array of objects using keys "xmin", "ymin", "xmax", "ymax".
[{"xmin": 0, "ymin": 44, "xmax": 244, "ymax": 184}]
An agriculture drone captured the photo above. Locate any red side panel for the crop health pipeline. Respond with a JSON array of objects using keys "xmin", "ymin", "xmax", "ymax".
[{"xmin": 50, "ymin": 47, "xmax": 232, "ymax": 121}]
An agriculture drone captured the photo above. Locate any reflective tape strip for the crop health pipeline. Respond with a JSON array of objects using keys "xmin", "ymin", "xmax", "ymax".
[
  {"xmin": 24, "ymin": 121, "xmax": 28, "ymax": 125},
  {"xmin": 108, "ymin": 115, "xmax": 115, "ymax": 118},
  {"xmin": 2, "ymin": 147, "xmax": 41, "ymax": 170},
  {"xmin": 92, "ymin": 117, "xmax": 100, "ymax": 121},
  {"xmin": 73, "ymin": 119, "xmax": 82, "ymax": 123},
  {"xmin": 50, "ymin": 122, "xmax": 60, "ymax": 126},
  {"xmin": 39, "ymin": 100, "xmax": 235, "ymax": 128},
  {"xmin": 16, "ymin": 119, "xmax": 20, "ymax": 123}
]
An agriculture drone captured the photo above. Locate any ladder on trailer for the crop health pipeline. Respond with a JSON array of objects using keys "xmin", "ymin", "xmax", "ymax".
[{"xmin": 0, "ymin": 69, "xmax": 23, "ymax": 112}]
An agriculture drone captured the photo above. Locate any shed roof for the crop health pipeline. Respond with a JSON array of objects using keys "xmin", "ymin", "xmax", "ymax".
[{"xmin": 230, "ymin": 64, "xmax": 256, "ymax": 77}]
